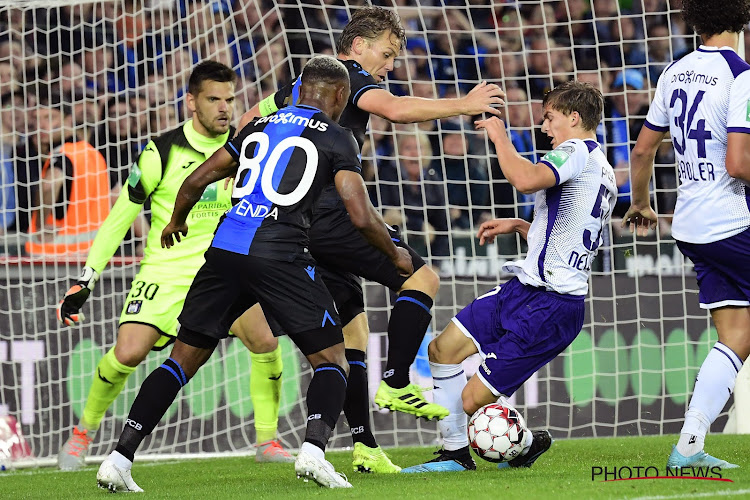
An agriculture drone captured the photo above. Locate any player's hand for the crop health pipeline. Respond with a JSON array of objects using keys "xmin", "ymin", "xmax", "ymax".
[
  {"xmin": 161, "ymin": 220, "xmax": 189, "ymax": 248},
  {"xmin": 474, "ymin": 117, "xmax": 506, "ymax": 144},
  {"xmin": 462, "ymin": 81, "xmax": 505, "ymax": 117},
  {"xmin": 477, "ymin": 218, "xmax": 518, "ymax": 245},
  {"xmin": 57, "ymin": 266, "xmax": 99, "ymax": 327},
  {"xmin": 621, "ymin": 205, "xmax": 657, "ymax": 237},
  {"xmin": 393, "ymin": 247, "xmax": 414, "ymax": 277}
]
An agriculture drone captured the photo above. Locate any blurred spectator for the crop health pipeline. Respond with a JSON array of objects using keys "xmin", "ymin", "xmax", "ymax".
[
  {"xmin": 0, "ymin": 60, "xmax": 20, "ymax": 96},
  {"xmin": 605, "ymin": 69, "xmax": 650, "ymax": 217},
  {"xmin": 24, "ymin": 94, "xmax": 110, "ymax": 256},
  {"xmin": 12, "ymin": 89, "xmax": 72, "ymax": 233},
  {"xmin": 253, "ymin": 39, "xmax": 288, "ymax": 96},
  {"xmin": 609, "ymin": 15, "xmax": 648, "ymax": 68},
  {"xmin": 380, "ymin": 131, "xmax": 449, "ymax": 261},
  {"xmin": 505, "ymin": 86, "xmax": 536, "ymax": 220},
  {"xmin": 81, "ymin": 35, "xmax": 121, "ymax": 94},
  {"xmin": 0, "ymin": 93, "xmax": 16, "ymax": 234},
  {"xmin": 439, "ymin": 121, "xmax": 490, "ymax": 229},
  {"xmin": 90, "ymin": 95, "xmax": 139, "ymax": 190},
  {"xmin": 526, "ymin": 37, "xmax": 554, "ymax": 99},
  {"xmin": 646, "ymin": 23, "xmax": 675, "ymax": 82}
]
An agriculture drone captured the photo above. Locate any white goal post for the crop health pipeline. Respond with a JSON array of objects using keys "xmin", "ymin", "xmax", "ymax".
[{"xmin": 0, "ymin": 0, "xmax": 745, "ymax": 467}]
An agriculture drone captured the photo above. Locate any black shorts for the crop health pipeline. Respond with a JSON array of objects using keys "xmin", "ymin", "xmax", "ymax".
[
  {"xmin": 178, "ymin": 247, "xmax": 343, "ymax": 356},
  {"xmin": 309, "ymin": 208, "xmax": 426, "ymax": 318}
]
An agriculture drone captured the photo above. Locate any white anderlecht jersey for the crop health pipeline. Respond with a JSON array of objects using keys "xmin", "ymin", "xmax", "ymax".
[
  {"xmin": 503, "ymin": 139, "xmax": 617, "ymax": 296},
  {"xmin": 645, "ymin": 45, "xmax": 750, "ymax": 244}
]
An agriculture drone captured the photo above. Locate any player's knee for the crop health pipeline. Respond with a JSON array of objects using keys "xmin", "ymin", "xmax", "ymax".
[
  {"xmin": 428, "ymin": 336, "xmax": 450, "ymax": 364},
  {"xmin": 113, "ymin": 343, "xmax": 149, "ymax": 367},
  {"xmin": 403, "ymin": 265, "xmax": 440, "ymax": 297},
  {"xmin": 461, "ymin": 391, "xmax": 482, "ymax": 416},
  {"xmin": 307, "ymin": 343, "xmax": 349, "ymax": 375}
]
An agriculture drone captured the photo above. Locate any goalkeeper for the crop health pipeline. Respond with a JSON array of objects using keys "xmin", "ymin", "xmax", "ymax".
[{"xmin": 57, "ymin": 61, "xmax": 293, "ymax": 470}]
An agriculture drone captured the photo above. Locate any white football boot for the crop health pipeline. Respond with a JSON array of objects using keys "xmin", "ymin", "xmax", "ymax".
[
  {"xmin": 295, "ymin": 450, "xmax": 352, "ymax": 488},
  {"xmin": 97, "ymin": 457, "xmax": 143, "ymax": 493}
]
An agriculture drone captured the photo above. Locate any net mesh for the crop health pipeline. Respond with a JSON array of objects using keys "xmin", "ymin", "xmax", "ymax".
[{"xmin": 0, "ymin": 0, "xmax": 735, "ymax": 464}]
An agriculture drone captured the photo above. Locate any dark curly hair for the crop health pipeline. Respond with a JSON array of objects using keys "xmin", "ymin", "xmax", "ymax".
[
  {"xmin": 682, "ymin": 0, "xmax": 750, "ymax": 37},
  {"xmin": 336, "ymin": 6, "xmax": 406, "ymax": 55},
  {"xmin": 542, "ymin": 81, "xmax": 604, "ymax": 132}
]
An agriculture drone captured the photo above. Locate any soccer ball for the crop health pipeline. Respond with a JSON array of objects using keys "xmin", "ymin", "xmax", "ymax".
[{"xmin": 467, "ymin": 402, "xmax": 527, "ymax": 463}]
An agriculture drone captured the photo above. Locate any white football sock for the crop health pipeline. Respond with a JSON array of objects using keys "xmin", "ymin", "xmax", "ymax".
[
  {"xmin": 109, "ymin": 450, "xmax": 133, "ymax": 470},
  {"xmin": 300, "ymin": 441, "xmax": 325, "ymax": 461},
  {"xmin": 430, "ymin": 362, "xmax": 468, "ymax": 451},
  {"xmin": 676, "ymin": 342, "xmax": 742, "ymax": 457}
]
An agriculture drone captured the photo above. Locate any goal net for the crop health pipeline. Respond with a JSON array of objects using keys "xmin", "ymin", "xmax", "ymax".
[{"xmin": 0, "ymin": 0, "xmax": 737, "ymax": 466}]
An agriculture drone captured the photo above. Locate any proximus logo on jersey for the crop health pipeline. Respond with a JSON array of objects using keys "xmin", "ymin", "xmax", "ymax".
[{"xmin": 255, "ymin": 112, "xmax": 328, "ymax": 132}]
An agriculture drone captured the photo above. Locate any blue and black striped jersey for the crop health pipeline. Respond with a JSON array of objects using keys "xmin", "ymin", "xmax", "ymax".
[{"xmin": 215, "ymin": 104, "xmax": 362, "ymax": 260}]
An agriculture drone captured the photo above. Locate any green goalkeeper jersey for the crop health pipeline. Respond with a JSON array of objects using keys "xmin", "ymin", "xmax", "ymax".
[{"xmin": 85, "ymin": 120, "xmax": 233, "ymax": 282}]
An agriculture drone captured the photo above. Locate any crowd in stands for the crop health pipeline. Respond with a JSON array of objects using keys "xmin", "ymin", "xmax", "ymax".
[{"xmin": 0, "ymin": 0, "xmax": 727, "ymax": 264}]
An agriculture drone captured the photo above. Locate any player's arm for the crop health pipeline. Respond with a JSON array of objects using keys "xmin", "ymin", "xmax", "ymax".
[
  {"xmin": 726, "ymin": 132, "xmax": 750, "ymax": 182},
  {"xmin": 475, "ymin": 117, "xmax": 556, "ymax": 194},
  {"xmin": 357, "ymin": 81, "xmax": 504, "ymax": 123},
  {"xmin": 621, "ymin": 125, "xmax": 665, "ymax": 235},
  {"xmin": 477, "ymin": 218, "xmax": 530, "ymax": 245},
  {"xmin": 725, "ymin": 71, "xmax": 750, "ymax": 183},
  {"xmin": 58, "ymin": 145, "xmax": 161, "ymax": 326},
  {"xmin": 335, "ymin": 170, "xmax": 413, "ymax": 276},
  {"xmin": 162, "ymin": 147, "xmax": 238, "ymax": 248}
]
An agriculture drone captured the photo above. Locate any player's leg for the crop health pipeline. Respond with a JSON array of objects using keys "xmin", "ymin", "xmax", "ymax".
[
  {"xmin": 97, "ymin": 335, "xmax": 217, "ymax": 493},
  {"xmin": 319, "ymin": 268, "xmax": 400, "ymax": 472},
  {"xmin": 382, "ymin": 263, "xmax": 440, "ymax": 389},
  {"xmin": 289, "ymin": 334, "xmax": 352, "ymax": 488},
  {"xmin": 340, "ymin": 311, "xmax": 401, "ymax": 473},
  {"xmin": 310, "ymin": 213, "xmax": 445, "ymax": 419},
  {"xmin": 669, "ymin": 236, "xmax": 750, "ymax": 469},
  {"xmin": 670, "ymin": 306, "xmax": 749, "ymax": 469},
  {"xmin": 97, "ymin": 248, "xmax": 250, "ymax": 492},
  {"xmin": 58, "ymin": 325, "xmax": 159, "ymax": 470},
  {"xmin": 400, "ymin": 321, "xmax": 481, "ymax": 472},
  {"xmin": 246, "ymin": 253, "xmax": 352, "ymax": 487},
  {"xmin": 231, "ymin": 304, "xmax": 293, "ymax": 463},
  {"xmin": 58, "ymin": 276, "xmax": 183, "ymax": 470}
]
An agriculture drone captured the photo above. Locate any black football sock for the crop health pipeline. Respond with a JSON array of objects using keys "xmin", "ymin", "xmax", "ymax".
[
  {"xmin": 115, "ymin": 358, "xmax": 189, "ymax": 461},
  {"xmin": 304, "ymin": 363, "xmax": 348, "ymax": 451},
  {"xmin": 383, "ymin": 290, "xmax": 433, "ymax": 389},
  {"xmin": 343, "ymin": 349, "xmax": 377, "ymax": 448}
]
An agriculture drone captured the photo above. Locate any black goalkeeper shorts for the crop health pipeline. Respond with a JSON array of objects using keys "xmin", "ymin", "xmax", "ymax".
[{"xmin": 178, "ymin": 247, "xmax": 343, "ymax": 356}]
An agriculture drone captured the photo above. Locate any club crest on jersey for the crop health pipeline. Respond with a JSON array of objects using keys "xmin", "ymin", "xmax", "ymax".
[
  {"xmin": 543, "ymin": 145, "xmax": 574, "ymax": 169},
  {"xmin": 746, "ymin": 99, "xmax": 750, "ymax": 121},
  {"xmin": 126, "ymin": 300, "xmax": 142, "ymax": 314}
]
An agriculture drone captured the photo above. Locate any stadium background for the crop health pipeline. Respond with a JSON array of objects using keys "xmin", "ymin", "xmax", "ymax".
[{"xmin": 1, "ymin": 0, "xmax": 747, "ymax": 465}]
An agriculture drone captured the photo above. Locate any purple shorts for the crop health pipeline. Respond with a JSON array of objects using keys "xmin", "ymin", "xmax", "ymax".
[
  {"xmin": 453, "ymin": 277, "xmax": 585, "ymax": 397},
  {"xmin": 676, "ymin": 227, "xmax": 750, "ymax": 309}
]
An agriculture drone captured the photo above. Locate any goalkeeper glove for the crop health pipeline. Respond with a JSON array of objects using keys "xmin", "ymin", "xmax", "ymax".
[{"xmin": 57, "ymin": 266, "xmax": 99, "ymax": 326}]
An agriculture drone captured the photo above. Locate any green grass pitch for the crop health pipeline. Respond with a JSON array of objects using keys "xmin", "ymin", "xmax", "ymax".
[{"xmin": 3, "ymin": 434, "xmax": 748, "ymax": 499}]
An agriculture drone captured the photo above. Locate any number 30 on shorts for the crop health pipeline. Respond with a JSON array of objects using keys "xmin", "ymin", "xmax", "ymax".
[{"xmin": 129, "ymin": 280, "xmax": 160, "ymax": 300}]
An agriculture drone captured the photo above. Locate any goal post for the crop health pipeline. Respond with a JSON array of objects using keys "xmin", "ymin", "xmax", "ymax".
[{"xmin": 0, "ymin": 0, "xmax": 742, "ymax": 467}]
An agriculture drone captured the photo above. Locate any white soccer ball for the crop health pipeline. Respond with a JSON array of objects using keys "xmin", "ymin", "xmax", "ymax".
[{"xmin": 467, "ymin": 402, "xmax": 528, "ymax": 463}]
